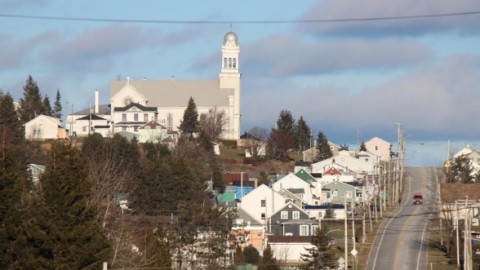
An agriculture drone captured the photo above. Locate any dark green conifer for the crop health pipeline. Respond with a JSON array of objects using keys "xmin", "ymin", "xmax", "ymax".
[
  {"xmin": 18, "ymin": 75, "xmax": 44, "ymax": 122},
  {"xmin": 41, "ymin": 142, "xmax": 111, "ymax": 269},
  {"xmin": 179, "ymin": 97, "xmax": 199, "ymax": 138},
  {"xmin": 316, "ymin": 131, "xmax": 333, "ymax": 161}
]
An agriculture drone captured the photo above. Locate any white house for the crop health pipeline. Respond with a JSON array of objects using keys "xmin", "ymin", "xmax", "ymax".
[
  {"xmin": 268, "ymin": 236, "xmax": 315, "ymax": 264},
  {"xmin": 238, "ymin": 184, "xmax": 286, "ymax": 226},
  {"xmin": 272, "ymin": 173, "xmax": 316, "ymax": 205},
  {"xmin": 312, "ymin": 150, "xmax": 375, "ymax": 175},
  {"xmin": 137, "ymin": 121, "xmax": 169, "ymax": 143},
  {"xmin": 364, "ymin": 137, "xmax": 391, "ymax": 161},
  {"xmin": 24, "ymin": 114, "xmax": 66, "ymax": 140}
]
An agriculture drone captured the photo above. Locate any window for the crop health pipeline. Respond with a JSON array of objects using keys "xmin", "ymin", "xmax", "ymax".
[
  {"xmin": 318, "ymin": 212, "xmax": 323, "ymax": 218},
  {"xmin": 292, "ymin": 211, "xmax": 300, "ymax": 219},
  {"xmin": 134, "ymin": 114, "xmax": 138, "ymax": 121},
  {"xmin": 299, "ymin": 225, "xmax": 309, "ymax": 236},
  {"xmin": 280, "ymin": 211, "xmax": 288, "ymax": 220},
  {"xmin": 224, "ymin": 57, "xmax": 227, "ymax": 68},
  {"xmin": 134, "ymin": 126, "xmax": 138, "ymax": 132},
  {"xmin": 122, "ymin": 114, "xmax": 126, "ymax": 122},
  {"xmin": 261, "ymin": 213, "xmax": 266, "ymax": 220},
  {"xmin": 261, "ymin": 200, "xmax": 266, "ymax": 207},
  {"xmin": 311, "ymin": 225, "xmax": 319, "ymax": 234},
  {"xmin": 375, "ymin": 146, "xmax": 378, "ymax": 150},
  {"xmin": 233, "ymin": 58, "xmax": 237, "ymax": 68},
  {"xmin": 144, "ymin": 114, "xmax": 148, "ymax": 121}
]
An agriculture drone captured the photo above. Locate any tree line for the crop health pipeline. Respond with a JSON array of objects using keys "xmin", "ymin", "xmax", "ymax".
[{"xmin": 1, "ymin": 75, "xmax": 341, "ymax": 269}]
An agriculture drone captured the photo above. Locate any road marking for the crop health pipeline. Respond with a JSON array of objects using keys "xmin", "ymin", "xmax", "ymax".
[
  {"xmin": 371, "ymin": 175, "xmax": 414, "ymax": 269},
  {"xmin": 416, "ymin": 222, "xmax": 428, "ymax": 270}
]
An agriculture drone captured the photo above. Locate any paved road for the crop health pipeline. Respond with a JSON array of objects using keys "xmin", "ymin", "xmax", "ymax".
[{"xmin": 365, "ymin": 167, "xmax": 438, "ymax": 270}]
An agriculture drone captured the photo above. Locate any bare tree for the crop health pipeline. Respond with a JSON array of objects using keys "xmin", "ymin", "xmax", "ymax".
[{"xmin": 199, "ymin": 106, "xmax": 227, "ymax": 141}]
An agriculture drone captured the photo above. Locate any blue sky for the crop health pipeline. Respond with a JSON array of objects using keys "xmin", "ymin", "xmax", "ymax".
[{"xmin": 1, "ymin": 0, "xmax": 480, "ymax": 151}]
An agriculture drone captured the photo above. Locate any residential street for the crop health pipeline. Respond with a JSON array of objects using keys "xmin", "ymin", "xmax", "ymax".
[{"xmin": 365, "ymin": 167, "xmax": 438, "ymax": 270}]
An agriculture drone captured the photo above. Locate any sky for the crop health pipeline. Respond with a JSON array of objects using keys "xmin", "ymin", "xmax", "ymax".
[{"xmin": 1, "ymin": 0, "xmax": 480, "ymax": 165}]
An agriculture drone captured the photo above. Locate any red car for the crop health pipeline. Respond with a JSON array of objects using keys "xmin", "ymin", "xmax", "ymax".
[{"xmin": 413, "ymin": 193, "xmax": 423, "ymax": 205}]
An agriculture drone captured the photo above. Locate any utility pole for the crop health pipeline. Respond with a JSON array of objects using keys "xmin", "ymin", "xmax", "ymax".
[{"xmin": 344, "ymin": 195, "xmax": 348, "ymax": 270}]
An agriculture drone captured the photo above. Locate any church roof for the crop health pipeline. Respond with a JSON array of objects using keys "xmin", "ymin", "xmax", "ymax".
[{"xmin": 110, "ymin": 79, "xmax": 234, "ymax": 108}]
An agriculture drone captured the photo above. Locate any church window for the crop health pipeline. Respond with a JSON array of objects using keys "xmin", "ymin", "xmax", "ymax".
[
  {"xmin": 228, "ymin": 58, "xmax": 232, "ymax": 68},
  {"xmin": 144, "ymin": 113, "xmax": 148, "ymax": 121},
  {"xmin": 134, "ymin": 114, "xmax": 138, "ymax": 122},
  {"xmin": 224, "ymin": 57, "xmax": 227, "ymax": 68},
  {"xmin": 233, "ymin": 58, "xmax": 237, "ymax": 68},
  {"xmin": 122, "ymin": 114, "xmax": 126, "ymax": 122}
]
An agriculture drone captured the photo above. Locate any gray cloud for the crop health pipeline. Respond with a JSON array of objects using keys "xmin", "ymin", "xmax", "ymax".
[
  {"xmin": 241, "ymin": 54, "xmax": 480, "ymax": 141},
  {"xmin": 242, "ymin": 35, "xmax": 432, "ymax": 76},
  {"xmin": 299, "ymin": 0, "xmax": 480, "ymax": 36}
]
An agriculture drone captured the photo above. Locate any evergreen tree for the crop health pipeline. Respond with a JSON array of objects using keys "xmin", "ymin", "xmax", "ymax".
[
  {"xmin": 41, "ymin": 142, "xmax": 111, "ymax": 269},
  {"xmin": 301, "ymin": 227, "xmax": 337, "ymax": 270},
  {"xmin": 234, "ymin": 245, "xmax": 245, "ymax": 265},
  {"xmin": 243, "ymin": 244, "xmax": 260, "ymax": 264},
  {"xmin": 0, "ymin": 93, "xmax": 25, "ymax": 144},
  {"xmin": 276, "ymin": 109, "xmax": 295, "ymax": 136},
  {"xmin": 42, "ymin": 95, "xmax": 53, "ymax": 116},
  {"xmin": 259, "ymin": 244, "xmax": 280, "ymax": 270},
  {"xmin": 359, "ymin": 141, "xmax": 367, "ymax": 151},
  {"xmin": 316, "ymin": 131, "xmax": 333, "ymax": 161},
  {"xmin": 18, "ymin": 75, "xmax": 44, "ymax": 122},
  {"xmin": 340, "ymin": 144, "xmax": 349, "ymax": 151},
  {"xmin": 179, "ymin": 97, "xmax": 199, "ymax": 138},
  {"xmin": 53, "ymin": 89, "xmax": 62, "ymax": 119},
  {"xmin": 294, "ymin": 116, "xmax": 311, "ymax": 151},
  {"xmin": 445, "ymin": 155, "xmax": 473, "ymax": 183}
]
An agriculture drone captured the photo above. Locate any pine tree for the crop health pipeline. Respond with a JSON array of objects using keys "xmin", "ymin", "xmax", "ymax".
[
  {"xmin": 0, "ymin": 93, "xmax": 25, "ymax": 145},
  {"xmin": 42, "ymin": 95, "xmax": 53, "ymax": 116},
  {"xmin": 276, "ymin": 109, "xmax": 295, "ymax": 136},
  {"xmin": 301, "ymin": 227, "xmax": 337, "ymax": 269},
  {"xmin": 53, "ymin": 89, "xmax": 63, "ymax": 119},
  {"xmin": 41, "ymin": 142, "xmax": 111, "ymax": 269},
  {"xmin": 259, "ymin": 244, "xmax": 280, "ymax": 270},
  {"xmin": 243, "ymin": 244, "xmax": 260, "ymax": 264},
  {"xmin": 294, "ymin": 116, "xmax": 311, "ymax": 151},
  {"xmin": 316, "ymin": 131, "xmax": 333, "ymax": 161},
  {"xmin": 359, "ymin": 141, "xmax": 367, "ymax": 151},
  {"xmin": 179, "ymin": 97, "xmax": 199, "ymax": 138},
  {"xmin": 18, "ymin": 75, "xmax": 44, "ymax": 122}
]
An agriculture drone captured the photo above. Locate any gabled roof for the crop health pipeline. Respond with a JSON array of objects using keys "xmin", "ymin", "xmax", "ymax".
[
  {"xmin": 77, "ymin": 113, "xmax": 107, "ymax": 121},
  {"xmin": 324, "ymin": 167, "xmax": 342, "ymax": 175},
  {"xmin": 111, "ymin": 80, "xmax": 234, "ymax": 107},
  {"xmin": 271, "ymin": 201, "xmax": 309, "ymax": 217},
  {"xmin": 295, "ymin": 169, "xmax": 316, "ymax": 184},
  {"xmin": 240, "ymin": 131, "xmax": 262, "ymax": 141},
  {"xmin": 114, "ymin": 102, "xmax": 157, "ymax": 112},
  {"xmin": 139, "ymin": 121, "xmax": 167, "ymax": 130},
  {"xmin": 24, "ymin": 114, "xmax": 61, "ymax": 127},
  {"xmin": 236, "ymin": 208, "xmax": 262, "ymax": 226}
]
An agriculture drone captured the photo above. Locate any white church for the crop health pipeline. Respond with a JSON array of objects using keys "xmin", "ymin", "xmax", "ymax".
[{"xmin": 67, "ymin": 31, "xmax": 242, "ymax": 141}]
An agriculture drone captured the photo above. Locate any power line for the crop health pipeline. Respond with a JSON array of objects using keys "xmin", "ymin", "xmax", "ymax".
[{"xmin": 0, "ymin": 10, "xmax": 479, "ymax": 24}]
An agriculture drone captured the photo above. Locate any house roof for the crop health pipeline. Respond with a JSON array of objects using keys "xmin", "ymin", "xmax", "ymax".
[
  {"xmin": 267, "ymin": 235, "xmax": 312, "ymax": 243},
  {"xmin": 111, "ymin": 80, "xmax": 234, "ymax": 107},
  {"xmin": 240, "ymin": 131, "xmax": 262, "ymax": 141},
  {"xmin": 24, "ymin": 114, "xmax": 61, "ymax": 127},
  {"xmin": 304, "ymin": 204, "xmax": 345, "ymax": 210},
  {"xmin": 114, "ymin": 102, "xmax": 157, "ymax": 112},
  {"xmin": 236, "ymin": 207, "xmax": 262, "ymax": 226},
  {"xmin": 77, "ymin": 113, "xmax": 107, "ymax": 121},
  {"xmin": 295, "ymin": 169, "xmax": 316, "ymax": 184},
  {"xmin": 441, "ymin": 183, "xmax": 480, "ymax": 203},
  {"xmin": 217, "ymin": 190, "xmax": 236, "ymax": 202},
  {"xmin": 140, "ymin": 121, "xmax": 167, "ymax": 130}
]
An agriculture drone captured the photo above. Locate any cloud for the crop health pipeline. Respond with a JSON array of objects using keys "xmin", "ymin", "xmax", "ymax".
[
  {"xmin": 241, "ymin": 35, "xmax": 432, "ymax": 76},
  {"xmin": 241, "ymin": 54, "xmax": 480, "ymax": 141},
  {"xmin": 298, "ymin": 0, "xmax": 480, "ymax": 36},
  {"xmin": 0, "ymin": 0, "xmax": 47, "ymax": 9}
]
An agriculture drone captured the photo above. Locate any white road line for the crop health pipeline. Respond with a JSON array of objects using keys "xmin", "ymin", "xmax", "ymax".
[{"xmin": 416, "ymin": 222, "xmax": 428, "ymax": 270}]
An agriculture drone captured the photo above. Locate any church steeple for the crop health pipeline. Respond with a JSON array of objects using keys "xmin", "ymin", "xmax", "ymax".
[
  {"xmin": 221, "ymin": 32, "xmax": 240, "ymax": 73},
  {"xmin": 219, "ymin": 31, "xmax": 241, "ymax": 140}
]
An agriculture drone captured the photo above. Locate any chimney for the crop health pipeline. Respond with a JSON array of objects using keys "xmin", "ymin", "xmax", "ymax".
[{"xmin": 95, "ymin": 89, "xmax": 99, "ymax": 114}]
